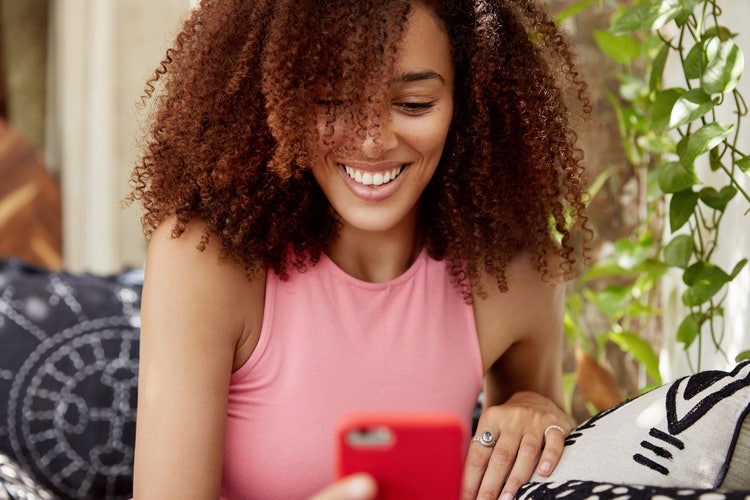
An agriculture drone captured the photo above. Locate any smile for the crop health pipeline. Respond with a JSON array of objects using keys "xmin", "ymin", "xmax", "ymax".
[{"xmin": 342, "ymin": 164, "xmax": 404, "ymax": 186}]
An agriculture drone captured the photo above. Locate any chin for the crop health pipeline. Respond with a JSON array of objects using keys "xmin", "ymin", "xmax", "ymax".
[{"xmin": 338, "ymin": 209, "xmax": 410, "ymax": 234}]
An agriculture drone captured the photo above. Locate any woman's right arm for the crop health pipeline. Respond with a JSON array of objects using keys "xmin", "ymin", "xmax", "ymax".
[{"xmin": 133, "ymin": 218, "xmax": 263, "ymax": 499}]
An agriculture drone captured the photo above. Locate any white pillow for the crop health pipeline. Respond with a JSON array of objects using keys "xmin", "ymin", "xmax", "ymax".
[
  {"xmin": 0, "ymin": 452, "xmax": 55, "ymax": 500},
  {"xmin": 530, "ymin": 361, "xmax": 750, "ymax": 489}
]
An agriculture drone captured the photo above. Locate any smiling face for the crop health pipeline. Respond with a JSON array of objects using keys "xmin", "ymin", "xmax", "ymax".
[{"xmin": 309, "ymin": 2, "xmax": 454, "ymax": 238}]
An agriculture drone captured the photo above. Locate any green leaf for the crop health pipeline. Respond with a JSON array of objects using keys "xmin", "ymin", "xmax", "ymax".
[
  {"xmin": 737, "ymin": 155, "xmax": 750, "ymax": 173},
  {"xmin": 622, "ymin": 104, "xmax": 648, "ymax": 131},
  {"xmin": 611, "ymin": 0, "xmax": 682, "ymax": 34},
  {"xmin": 681, "ymin": 0, "xmax": 703, "ymax": 15},
  {"xmin": 610, "ymin": 3, "xmax": 654, "ymax": 34},
  {"xmin": 589, "ymin": 284, "xmax": 632, "ymax": 319},
  {"xmin": 736, "ymin": 350, "xmax": 750, "ymax": 363},
  {"xmin": 578, "ymin": 259, "xmax": 631, "ymax": 283},
  {"xmin": 698, "ymin": 185, "xmax": 737, "ymax": 211},
  {"xmin": 627, "ymin": 301, "xmax": 660, "ymax": 318},
  {"xmin": 704, "ymin": 26, "xmax": 738, "ymax": 42},
  {"xmin": 595, "ymin": 30, "xmax": 642, "ymax": 64},
  {"xmin": 683, "ymin": 261, "xmax": 727, "ymax": 285},
  {"xmin": 730, "ymin": 258, "xmax": 748, "ymax": 279},
  {"xmin": 555, "ymin": 0, "xmax": 596, "ymax": 24},
  {"xmin": 683, "ymin": 41, "xmax": 705, "ymax": 80},
  {"xmin": 614, "ymin": 233, "xmax": 654, "ymax": 270},
  {"xmin": 620, "ymin": 76, "xmax": 649, "ymax": 103},
  {"xmin": 658, "ymin": 161, "xmax": 699, "ymax": 194},
  {"xmin": 682, "ymin": 261, "xmax": 731, "ymax": 306},
  {"xmin": 676, "ymin": 312, "xmax": 701, "ymax": 348},
  {"xmin": 669, "ymin": 89, "xmax": 716, "ymax": 128},
  {"xmin": 634, "ymin": 259, "xmax": 669, "ymax": 289},
  {"xmin": 669, "ymin": 189, "xmax": 699, "ymax": 231},
  {"xmin": 701, "ymin": 37, "xmax": 745, "ymax": 95},
  {"xmin": 563, "ymin": 311, "xmax": 580, "ymax": 342},
  {"xmin": 652, "ymin": 88, "xmax": 682, "ymax": 132},
  {"xmin": 709, "ymin": 147, "xmax": 723, "ymax": 171},
  {"xmin": 649, "ymin": 43, "xmax": 670, "ymax": 92},
  {"xmin": 683, "ymin": 123, "xmax": 733, "ymax": 167},
  {"xmin": 609, "ymin": 331, "xmax": 662, "ymax": 383},
  {"xmin": 663, "ymin": 234, "xmax": 694, "ymax": 268},
  {"xmin": 676, "ymin": 134, "xmax": 689, "ymax": 159},
  {"xmin": 638, "ymin": 132, "xmax": 677, "ymax": 155},
  {"xmin": 683, "ymin": 282, "xmax": 726, "ymax": 306}
]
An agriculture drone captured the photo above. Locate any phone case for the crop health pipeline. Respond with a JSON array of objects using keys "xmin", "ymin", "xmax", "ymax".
[{"xmin": 336, "ymin": 413, "xmax": 465, "ymax": 500}]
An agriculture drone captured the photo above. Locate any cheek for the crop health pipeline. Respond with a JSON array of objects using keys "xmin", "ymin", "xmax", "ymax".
[
  {"xmin": 410, "ymin": 122, "xmax": 451, "ymax": 156},
  {"xmin": 315, "ymin": 115, "xmax": 346, "ymax": 156},
  {"xmin": 316, "ymin": 114, "xmax": 351, "ymax": 147}
]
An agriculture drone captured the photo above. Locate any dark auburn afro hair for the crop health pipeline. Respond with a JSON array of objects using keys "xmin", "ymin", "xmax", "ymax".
[{"xmin": 127, "ymin": 0, "xmax": 592, "ymax": 296}]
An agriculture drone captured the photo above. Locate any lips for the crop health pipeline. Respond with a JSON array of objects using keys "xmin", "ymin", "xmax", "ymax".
[{"xmin": 341, "ymin": 164, "xmax": 404, "ymax": 186}]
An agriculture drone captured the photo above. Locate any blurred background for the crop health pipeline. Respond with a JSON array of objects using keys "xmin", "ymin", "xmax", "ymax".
[
  {"xmin": 1, "ymin": 0, "xmax": 749, "ymax": 410},
  {"xmin": 0, "ymin": 0, "xmax": 195, "ymax": 275}
]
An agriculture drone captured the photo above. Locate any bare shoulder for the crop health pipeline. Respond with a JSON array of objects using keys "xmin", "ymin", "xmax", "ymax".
[
  {"xmin": 472, "ymin": 252, "xmax": 566, "ymax": 373},
  {"xmin": 144, "ymin": 216, "xmax": 266, "ymax": 369}
]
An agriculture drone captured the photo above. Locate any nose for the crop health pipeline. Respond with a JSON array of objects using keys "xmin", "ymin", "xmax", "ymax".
[{"xmin": 361, "ymin": 119, "xmax": 398, "ymax": 159}]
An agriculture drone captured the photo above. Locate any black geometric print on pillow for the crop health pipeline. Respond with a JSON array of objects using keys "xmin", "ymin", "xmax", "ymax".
[
  {"xmin": 666, "ymin": 362, "xmax": 750, "ymax": 435},
  {"xmin": 563, "ymin": 403, "xmax": 620, "ymax": 447},
  {"xmin": 632, "ymin": 361, "xmax": 750, "ymax": 478},
  {"xmin": 530, "ymin": 360, "xmax": 750, "ymax": 489},
  {"xmin": 0, "ymin": 259, "xmax": 142, "ymax": 500},
  {"xmin": 517, "ymin": 480, "xmax": 750, "ymax": 499},
  {"xmin": 632, "ymin": 427, "xmax": 685, "ymax": 476}
]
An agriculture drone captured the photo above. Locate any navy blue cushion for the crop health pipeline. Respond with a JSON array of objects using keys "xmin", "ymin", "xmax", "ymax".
[{"xmin": 0, "ymin": 260, "xmax": 142, "ymax": 500}]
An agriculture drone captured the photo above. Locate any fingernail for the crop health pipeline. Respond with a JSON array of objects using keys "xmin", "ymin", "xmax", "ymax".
[
  {"xmin": 500, "ymin": 493, "xmax": 514, "ymax": 500},
  {"xmin": 345, "ymin": 474, "xmax": 376, "ymax": 498},
  {"xmin": 539, "ymin": 460, "xmax": 552, "ymax": 474}
]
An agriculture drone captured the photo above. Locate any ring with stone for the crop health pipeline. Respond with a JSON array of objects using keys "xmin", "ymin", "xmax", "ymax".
[{"xmin": 472, "ymin": 430, "xmax": 497, "ymax": 447}]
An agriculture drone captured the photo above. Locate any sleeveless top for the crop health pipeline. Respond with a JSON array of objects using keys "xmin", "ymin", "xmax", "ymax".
[{"xmin": 220, "ymin": 250, "xmax": 483, "ymax": 499}]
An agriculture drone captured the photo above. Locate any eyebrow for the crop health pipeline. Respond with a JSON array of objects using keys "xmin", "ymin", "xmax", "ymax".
[{"xmin": 394, "ymin": 70, "xmax": 446, "ymax": 84}]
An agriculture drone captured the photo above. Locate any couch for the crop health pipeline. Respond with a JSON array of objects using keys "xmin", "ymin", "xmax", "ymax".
[{"xmin": 1, "ymin": 259, "xmax": 748, "ymax": 499}]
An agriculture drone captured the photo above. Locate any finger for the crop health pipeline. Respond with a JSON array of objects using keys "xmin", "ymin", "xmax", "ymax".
[
  {"xmin": 498, "ymin": 433, "xmax": 542, "ymax": 500},
  {"xmin": 476, "ymin": 429, "xmax": 523, "ymax": 500},
  {"xmin": 536, "ymin": 424, "xmax": 567, "ymax": 477},
  {"xmin": 308, "ymin": 473, "xmax": 377, "ymax": 500},
  {"xmin": 460, "ymin": 433, "xmax": 495, "ymax": 500}
]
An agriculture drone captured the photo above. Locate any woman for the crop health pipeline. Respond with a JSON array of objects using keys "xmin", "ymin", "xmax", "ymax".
[{"xmin": 129, "ymin": 0, "xmax": 590, "ymax": 498}]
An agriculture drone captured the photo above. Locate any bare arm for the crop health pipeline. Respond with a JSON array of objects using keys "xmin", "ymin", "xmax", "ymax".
[
  {"xmin": 462, "ymin": 253, "xmax": 573, "ymax": 500},
  {"xmin": 479, "ymin": 256, "xmax": 567, "ymax": 409},
  {"xmin": 133, "ymin": 218, "xmax": 263, "ymax": 499}
]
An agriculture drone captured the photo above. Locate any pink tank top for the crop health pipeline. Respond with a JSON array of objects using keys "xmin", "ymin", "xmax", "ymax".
[{"xmin": 220, "ymin": 250, "xmax": 483, "ymax": 499}]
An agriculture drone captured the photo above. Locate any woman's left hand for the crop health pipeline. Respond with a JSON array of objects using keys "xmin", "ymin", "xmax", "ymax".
[{"xmin": 460, "ymin": 391, "xmax": 573, "ymax": 500}]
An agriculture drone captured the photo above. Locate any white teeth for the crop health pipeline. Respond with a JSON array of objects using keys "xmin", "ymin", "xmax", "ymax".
[{"xmin": 344, "ymin": 165, "xmax": 403, "ymax": 186}]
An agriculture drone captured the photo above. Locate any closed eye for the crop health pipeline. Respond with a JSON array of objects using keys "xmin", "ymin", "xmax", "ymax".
[{"xmin": 394, "ymin": 101, "xmax": 436, "ymax": 114}]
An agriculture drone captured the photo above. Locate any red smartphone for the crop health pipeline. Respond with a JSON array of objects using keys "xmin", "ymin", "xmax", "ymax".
[{"xmin": 336, "ymin": 413, "xmax": 465, "ymax": 500}]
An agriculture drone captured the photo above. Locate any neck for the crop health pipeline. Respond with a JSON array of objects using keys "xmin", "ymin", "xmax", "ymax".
[{"xmin": 326, "ymin": 218, "xmax": 423, "ymax": 283}]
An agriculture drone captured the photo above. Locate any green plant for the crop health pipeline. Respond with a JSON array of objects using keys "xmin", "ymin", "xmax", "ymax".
[{"xmin": 562, "ymin": 0, "xmax": 750, "ymax": 406}]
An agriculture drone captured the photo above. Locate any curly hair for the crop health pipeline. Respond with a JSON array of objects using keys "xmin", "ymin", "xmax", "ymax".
[{"xmin": 127, "ymin": 0, "xmax": 592, "ymax": 296}]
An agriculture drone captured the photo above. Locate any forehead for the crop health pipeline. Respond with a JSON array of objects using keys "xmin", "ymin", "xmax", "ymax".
[
  {"xmin": 394, "ymin": 3, "xmax": 454, "ymax": 83},
  {"xmin": 295, "ymin": 1, "xmax": 453, "ymax": 87}
]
